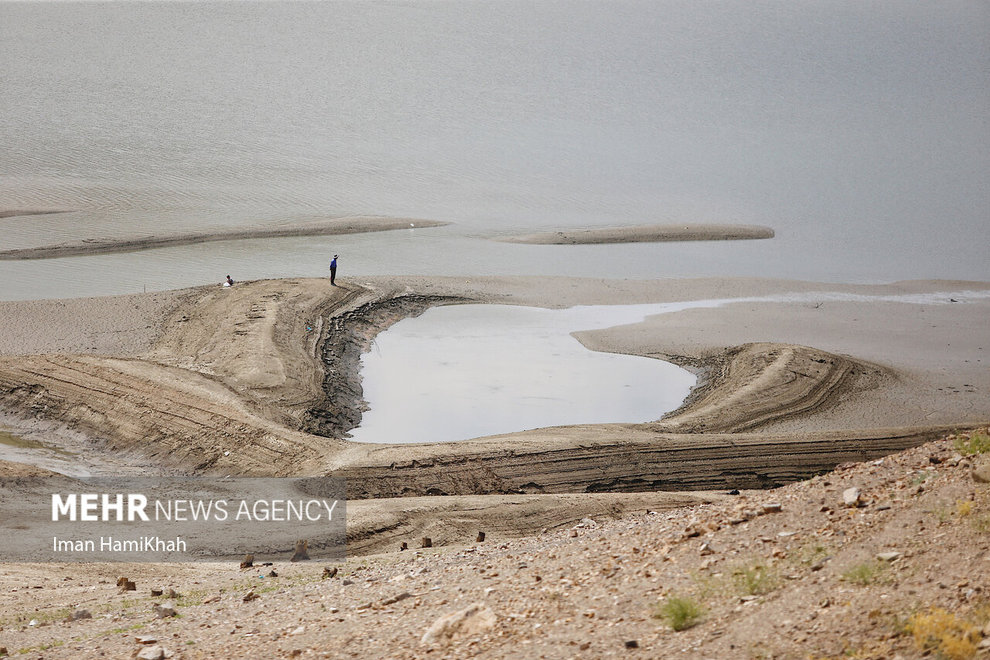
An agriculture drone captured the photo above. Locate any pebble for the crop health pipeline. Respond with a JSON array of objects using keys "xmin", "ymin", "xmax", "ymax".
[
  {"xmin": 972, "ymin": 455, "xmax": 990, "ymax": 483},
  {"xmin": 842, "ymin": 487, "xmax": 863, "ymax": 507},
  {"xmin": 67, "ymin": 608, "xmax": 92, "ymax": 622},
  {"xmin": 153, "ymin": 603, "xmax": 177, "ymax": 618},
  {"xmin": 876, "ymin": 551, "xmax": 902, "ymax": 562},
  {"xmin": 421, "ymin": 602, "xmax": 497, "ymax": 645},
  {"xmin": 136, "ymin": 645, "xmax": 166, "ymax": 660}
]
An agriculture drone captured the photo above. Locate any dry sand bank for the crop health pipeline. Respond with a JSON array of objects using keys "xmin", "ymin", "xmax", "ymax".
[
  {"xmin": 0, "ymin": 216, "xmax": 447, "ymax": 260},
  {"xmin": 0, "ymin": 276, "xmax": 986, "ymax": 500},
  {"xmin": 497, "ymin": 223, "xmax": 774, "ymax": 244}
]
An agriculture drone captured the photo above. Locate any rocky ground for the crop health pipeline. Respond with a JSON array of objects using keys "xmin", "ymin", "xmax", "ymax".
[{"xmin": 1, "ymin": 429, "xmax": 988, "ymax": 659}]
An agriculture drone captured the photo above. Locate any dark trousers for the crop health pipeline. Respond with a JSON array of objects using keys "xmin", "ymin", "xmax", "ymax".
[{"xmin": 330, "ymin": 266, "xmax": 336, "ymax": 285}]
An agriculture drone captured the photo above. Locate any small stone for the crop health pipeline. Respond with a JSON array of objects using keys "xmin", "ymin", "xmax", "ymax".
[
  {"xmin": 150, "ymin": 588, "xmax": 163, "ymax": 597},
  {"xmin": 876, "ymin": 551, "xmax": 902, "ymax": 562},
  {"xmin": 570, "ymin": 529, "xmax": 579, "ymax": 538},
  {"xmin": 67, "ymin": 609, "xmax": 92, "ymax": 622},
  {"xmin": 136, "ymin": 645, "xmax": 166, "ymax": 660},
  {"xmin": 267, "ymin": 569, "xmax": 278, "ymax": 578},
  {"xmin": 476, "ymin": 531, "xmax": 486, "ymax": 543},
  {"xmin": 290, "ymin": 539, "xmax": 310, "ymax": 562},
  {"xmin": 153, "ymin": 603, "xmax": 177, "ymax": 618},
  {"xmin": 166, "ymin": 588, "xmax": 179, "ymax": 599},
  {"xmin": 699, "ymin": 542, "xmax": 715, "ymax": 556},
  {"xmin": 400, "ymin": 542, "xmax": 408, "ymax": 551},
  {"xmin": 421, "ymin": 537, "xmax": 433, "ymax": 548},
  {"xmin": 843, "ymin": 487, "xmax": 863, "ymax": 507},
  {"xmin": 135, "ymin": 635, "xmax": 158, "ymax": 645},
  {"xmin": 762, "ymin": 503, "xmax": 783, "ymax": 514},
  {"xmin": 972, "ymin": 456, "xmax": 990, "ymax": 484},
  {"xmin": 242, "ymin": 591, "xmax": 259, "ymax": 603},
  {"xmin": 625, "ymin": 640, "xmax": 639, "ymax": 649},
  {"xmin": 421, "ymin": 602, "xmax": 496, "ymax": 645},
  {"xmin": 290, "ymin": 625, "xmax": 305, "ymax": 635},
  {"xmin": 239, "ymin": 554, "xmax": 254, "ymax": 569},
  {"xmin": 322, "ymin": 566, "xmax": 338, "ymax": 579}
]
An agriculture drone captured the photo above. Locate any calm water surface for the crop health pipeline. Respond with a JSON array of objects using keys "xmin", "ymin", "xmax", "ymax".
[{"xmin": 1, "ymin": 1, "xmax": 988, "ymax": 300}]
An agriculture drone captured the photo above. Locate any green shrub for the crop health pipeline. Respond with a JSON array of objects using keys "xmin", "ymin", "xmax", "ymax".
[
  {"xmin": 954, "ymin": 431, "xmax": 990, "ymax": 456},
  {"xmin": 653, "ymin": 594, "xmax": 705, "ymax": 631}
]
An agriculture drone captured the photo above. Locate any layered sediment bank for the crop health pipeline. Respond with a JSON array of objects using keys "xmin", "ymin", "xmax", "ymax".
[{"xmin": 0, "ymin": 276, "xmax": 988, "ymax": 546}]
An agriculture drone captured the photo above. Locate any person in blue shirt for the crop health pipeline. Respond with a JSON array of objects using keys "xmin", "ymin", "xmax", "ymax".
[{"xmin": 330, "ymin": 255, "xmax": 338, "ymax": 286}]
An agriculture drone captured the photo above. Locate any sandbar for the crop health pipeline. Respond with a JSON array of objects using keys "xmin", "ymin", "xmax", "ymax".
[
  {"xmin": 0, "ymin": 216, "xmax": 448, "ymax": 260},
  {"xmin": 497, "ymin": 223, "xmax": 774, "ymax": 244}
]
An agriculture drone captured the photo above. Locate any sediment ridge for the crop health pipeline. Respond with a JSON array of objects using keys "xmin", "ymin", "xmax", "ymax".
[
  {"xmin": 497, "ymin": 223, "xmax": 774, "ymax": 244},
  {"xmin": 0, "ymin": 216, "xmax": 448, "ymax": 260}
]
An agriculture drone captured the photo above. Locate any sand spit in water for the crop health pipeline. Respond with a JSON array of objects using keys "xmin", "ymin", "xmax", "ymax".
[
  {"xmin": 0, "ymin": 216, "xmax": 448, "ymax": 260},
  {"xmin": 497, "ymin": 223, "xmax": 774, "ymax": 244}
]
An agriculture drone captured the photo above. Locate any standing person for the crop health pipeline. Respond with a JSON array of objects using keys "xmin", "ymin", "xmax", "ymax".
[{"xmin": 330, "ymin": 254, "xmax": 338, "ymax": 286}]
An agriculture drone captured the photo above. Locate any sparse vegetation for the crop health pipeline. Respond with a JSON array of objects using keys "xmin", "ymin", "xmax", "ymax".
[
  {"xmin": 907, "ymin": 607, "xmax": 982, "ymax": 660},
  {"xmin": 733, "ymin": 563, "xmax": 779, "ymax": 596},
  {"xmin": 842, "ymin": 560, "xmax": 886, "ymax": 586},
  {"xmin": 954, "ymin": 430, "xmax": 990, "ymax": 456},
  {"xmin": 653, "ymin": 594, "xmax": 705, "ymax": 631}
]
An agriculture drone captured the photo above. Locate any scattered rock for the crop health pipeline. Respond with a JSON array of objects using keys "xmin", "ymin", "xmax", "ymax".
[
  {"xmin": 135, "ymin": 635, "xmax": 158, "ymax": 645},
  {"xmin": 267, "ymin": 569, "xmax": 278, "ymax": 578},
  {"xmin": 65, "ymin": 609, "xmax": 92, "ymax": 622},
  {"xmin": 243, "ymin": 591, "xmax": 259, "ymax": 603},
  {"xmin": 400, "ymin": 542, "xmax": 408, "ymax": 551},
  {"xmin": 381, "ymin": 591, "xmax": 413, "ymax": 607},
  {"xmin": 119, "ymin": 579, "xmax": 136, "ymax": 592},
  {"xmin": 762, "ymin": 502, "xmax": 783, "ymax": 514},
  {"xmin": 842, "ymin": 487, "xmax": 863, "ymax": 507},
  {"xmin": 810, "ymin": 557, "xmax": 831, "ymax": 572},
  {"xmin": 476, "ymin": 531, "xmax": 486, "ymax": 543},
  {"xmin": 699, "ymin": 542, "xmax": 715, "ymax": 556},
  {"xmin": 625, "ymin": 640, "xmax": 639, "ymax": 649},
  {"xmin": 152, "ymin": 603, "xmax": 177, "ymax": 618},
  {"xmin": 323, "ymin": 566, "xmax": 338, "ymax": 579},
  {"xmin": 135, "ymin": 645, "xmax": 166, "ymax": 660},
  {"xmin": 972, "ymin": 456, "xmax": 990, "ymax": 484},
  {"xmin": 150, "ymin": 588, "xmax": 163, "ymax": 597},
  {"xmin": 876, "ymin": 551, "xmax": 902, "ymax": 562},
  {"xmin": 421, "ymin": 602, "xmax": 496, "ymax": 645},
  {"xmin": 240, "ymin": 554, "xmax": 254, "ymax": 569},
  {"xmin": 166, "ymin": 588, "xmax": 179, "ymax": 600},
  {"xmin": 421, "ymin": 537, "xmax": 433, "ymax": 548},
  {"xmin": 291, "ymin": 539, "xmax": 310, "ymax": 562}
]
